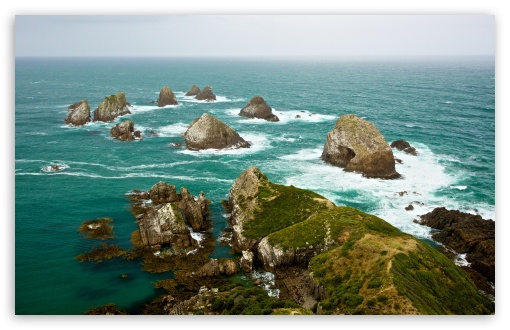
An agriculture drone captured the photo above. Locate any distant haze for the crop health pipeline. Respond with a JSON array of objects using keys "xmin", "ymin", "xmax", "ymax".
[{"xmin": 15, "ymin": 15, "xmax": 494, "ymax": 58}]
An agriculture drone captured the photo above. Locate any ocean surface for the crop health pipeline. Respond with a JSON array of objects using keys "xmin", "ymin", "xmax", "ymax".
[{"xmin": 14, "ymin": 57, "xmax": 495, "ymax": 315}]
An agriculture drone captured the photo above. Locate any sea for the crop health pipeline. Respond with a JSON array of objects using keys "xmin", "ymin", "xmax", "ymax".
[{"xmin": 14, "ymin": 56, "xmax": 495, "ymax": 315}]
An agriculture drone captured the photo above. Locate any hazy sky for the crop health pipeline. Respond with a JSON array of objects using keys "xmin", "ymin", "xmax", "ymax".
[{"xmin": 15, "ymin": 15, "xmax": 495, "ymax": 58}]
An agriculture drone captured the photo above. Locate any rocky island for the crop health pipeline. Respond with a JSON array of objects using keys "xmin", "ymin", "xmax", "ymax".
[
  {"xmin": 183, "ymin": 113, "xmax": 250, "ymax": 150},
  {"xmin": 65, "ymin": 100, "xmax": 91, "ymax": 126},
  {"xmin": 195, "ymin": 85, "xmax": 216, "ymax": 101},
  {"xmin": 110, "ymin": 120, "xmax": 142, "ymax": 141},
  {"xmin": 239, "ymin": 96, "xmax": 280, "ymax": 122},
  {"xmin": 93, "ymin": 92, "xmax": 132, "ymax": 122},
  {"xmin": 185, "ymin": 85, "xmax": 201, "ymax": 96},
  {"xmin": 321, "ymin": 114, "xmax": 400, "ymax": 179},
  {"xmin": 157, "ymin": 86, "xmax": 178, "ymax": 107}
]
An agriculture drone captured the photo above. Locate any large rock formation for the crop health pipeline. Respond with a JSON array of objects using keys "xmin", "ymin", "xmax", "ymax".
[
  {"xmin": 195, "ymin": 85, "xmax": 216, "ymax": 101},
  {"xmin": 185, "ymin": 85, "xmax": 201, "ymax": 96},
  {"xmin": 93, "ymin": 92, "xmax": 131, "ymax": 122},
  {"xmin": 178, "ymin": 188, "xmax": 211, "ymax": 232},
  {"xmin": 65, "ymin": 100, "xmax": 90, "ymax": 126},
  {"xmin": 110, "ymin": 120, "xmax": 141, "ymax": 141},
  {"xmin": 149, "ymin": 181, "xmax": 179, "ymax": 204},
  {"xmin": 416, "ymin": 207, "xmax": 495, "ymax": 286},
  {"xmin": 183, "ymin": 113, "xmax": 250, "ymax": 151},
  {"xmin": 157, "ymin": 86, "xmax": 178, "ymax": 107},
  {"xmin": 193, "ymin": 259, "xmax": 240, "ymax": 277},
  {"xmin": 321, "ymin": 114, "xmax": 400, "ymax": 179},
  {"xmin": 239, "ymin": 96, "xmax": 279, "ymax": 122},
  {"xmin": 391, "ymin": 139, "xmax": 418, "ymax": 156}
]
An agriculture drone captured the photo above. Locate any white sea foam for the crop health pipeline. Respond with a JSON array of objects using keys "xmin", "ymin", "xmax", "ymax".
[
  {"xmin": 180, "ymin": 95, "xmax": 244, "ymax": 103},
  {"xmin": 251, "ymin": 270, "xmax": 279, "ymax": 298},
  {"xmin": 454, "ymin": 253, "xmax": 471, "ymax": 267},
  {"xmin": 450, "ymin": 185, "xmax": 468, "ymax": 190},
  {"xmin": 178, "ymin": 132, "xmax": 271, "ymax": 156},
  {"xmin": 157, "ymin": 122, "xmax": 189, "ymax": 137},
  {"xmin": 41, "ymin": 163, "xmax": 69, "ymax": 173},
  {"xmin": 226, "ymin": 108, "xmax": 336, "ymax": 124},
  {"xmin": 25, "ymin": 131, "xmax": 48, "ymax": 136},
  {"xmin": 189, "ymin": 228, "xmax": 206, "ymax": 245},
  {"xmin": 131, "ymin": 104, "xmax": 181, "ymax": 113},
  {"xmin": 405, "ymin": 124, "xmax": 416, "ymax": 128}
]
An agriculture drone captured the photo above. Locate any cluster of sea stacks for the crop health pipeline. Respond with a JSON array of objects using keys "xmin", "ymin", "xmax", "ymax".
[{"xmin": 70, "ymin": 87, "xmax": 494, "ymax": 315}]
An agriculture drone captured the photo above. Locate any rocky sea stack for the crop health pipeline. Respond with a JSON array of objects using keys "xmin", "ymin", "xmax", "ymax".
[
  {"xmin": 185, "ymin": 85, "xmax": 201, "ymax": 96},
  {"xmin": 195, "ymin": 85, "xmax": 216, "ymax": 101},
  {"xmin": 391, "ymin": 139, "xmax": 418, "ymax": 156},
  {"xmin": 321, "ymin": 114, "xmax": 400, "ymax": 179},
  {"xmin": 184, "ymin": 113, "xmax": 250, "ymax": 151},
  {"xmin": 93, "ymin": 92, "xmax": 131, "ymax": 122},
  {"xmin": 110, "ymin": 120, "xmax": 141, "ymax": 141},
  {"xmin": 65, "ymin": 100, "xmax": 91, "ymax": 126},
  {"xmin": 239, "ymin": 96, "xmax": 279, "ymax": 122},
  {"xmin": 157, "ymin": 86, "xmax": 178, "ymax": 107}
]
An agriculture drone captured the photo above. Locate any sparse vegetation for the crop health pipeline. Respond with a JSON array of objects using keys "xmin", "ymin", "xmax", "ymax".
[
  {"xmin": 77, "ymin": 217, "xmax": 114, "ymax": 240},
  {"xmin": 75, "ymin": 243, "xmax": 126, "ymax": 263}
]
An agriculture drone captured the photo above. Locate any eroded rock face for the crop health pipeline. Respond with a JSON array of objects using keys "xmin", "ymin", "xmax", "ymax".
[
  {"xmin": 240, "ymin": 250, "xmax": 254, "ymax": 273},
  {"xmin": 110, "ymin": 120, "xmax": 141, "ymax": 141},
  {"xmin": 184, "ymin": 113, "xmax": 250, "ymax": 150},
  {"xmin": 93, "ymin": 92, "xmax": 131, "ymax": 122},
  {"xmin": 65, "ymin": 100, "xmax": 90, "ymax": 126},
  {"xmin": 149, "ymin": 182, "xmax": 179, "ymax": 204},
  {"xmin": 391, "ymin": 140, "xmax": 418, "ymax": 156},
  {"xmin": 185, "ymin": 85, "xmax": 201, "ymax": 96},
  {"xmin": 417, "ymin": 207, "xmax": 495, "ymax": 284},
  {"xmin": 157, "ymin": 86, "xmax": 178, "ymax": 107},
  {"xmin": 195, "ymin": 85, "xmax": 216, "ymax": 101},
  {"xmin": 239, "ymin": 96, "xmax": 279, "ymax": 122},
  {"xmin": 178, "ymin": 188, "xmax": 210, "ymax": 232},
  {"xmin": 194, "ymin": 259, "xmax": 239, "ymax": 277},
  {"xmin": 321, "ymin": 114, "xmax": 400, "ymax": 179}
]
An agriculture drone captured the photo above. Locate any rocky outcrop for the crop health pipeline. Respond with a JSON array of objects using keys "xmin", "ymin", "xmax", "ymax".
[
  {"xmin": 93, "ymin": 92, "xmax": 131, "ymax": 122},
  {"xmin": 178, "ymin": 188, "xmax": 211, "ymax": 231},
  {"xmin": 416, "ymin": 207, "xmax": 495, "ymax": 285},
  {"xmin": 110, "ymin": 120, "xmax": 141, "ymax": 141},
  {"xmin": 193, "ymin": 259, "xmax": 240, "ymax": 277},
  {"xmin": 321, "ymin": 114, "xmax": 400, "ymax": 179},
  {"xmin": 184, "ymin": 113, "xmax": 250, "ymax": 150},
  {"xmin": 157, "ymin": 86, "xmax": 178, "ymax": 107},
  {"xmin": 149, "ymin": 182, "xmax": 179, "ymax": 204},
  {"xmin": 239, "ymin": 96, "xmax": 279, "ymax": 122},
  {"xmin": 185, "ymin": 85, "xmax": 201, "ymax": 96},
  {"xmin": 391, "ymin": 140, "xmax": 418, "ymax": 156},
  {"xmin": 240, "ymin": 250, "xmax": 254, "ymax": 273},
  {"xmin": 65, "ymin": 100, "xmax": 90, "ymax": 126},
  {"xmin": 195, "ymin": 85, "xmax": 216, "ymax": 101}
]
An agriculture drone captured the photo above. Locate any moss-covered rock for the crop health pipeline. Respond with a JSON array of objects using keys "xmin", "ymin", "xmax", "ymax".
[
  {"xmin": 77, "ymin": 217, "xmax": 114, "ymax": 240},
  {"xmin": 157, "ymin": 86, "xmax": 178, "ymax": 107},
  {"xmin": 65, "ymin": 100, "xmax": 90, "ymax": 126},
  {"xmin": 93, "ymin": 92, "xmax": 131, "ymax": 122},
  {"xmin": 321, "ymin": 114, "xmax": 400, "ymax": 179}
]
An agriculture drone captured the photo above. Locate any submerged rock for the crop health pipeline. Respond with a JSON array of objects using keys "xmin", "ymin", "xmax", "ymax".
[
  {"xmin": 157, "ymin": 86, "xmax": 178, "ymax": 107},
  {"xmin": 184, "ymin": 113, "xmax": 250, "ymax": 150},
  {"xmin": 321, "ymin": 114, "xmax": 400, "ymax": 179},
  {"xmin": 195, "ymin": 85, "xmax": 216, "ymax": 101},
  {"xmin": 65, "ymin": 100, "xmax": 91, "ymax": 126},
  {"xmin": 185, "ymin": 85, "xmax": 201, "ymax": 96},
  {"xmin": 110, "ymin": 120, "xmax": 141, "ymax": 141},
  {"xmin": 391, "ymin": 139, "xmax": 418, "ymax": 156},
  {"xmin": 239, "ymin": 96, "xmax": 279, "ymax": 122},
  {"xmin": 93, "ymin": 92, "xmax": 131, "ymax": 122}
]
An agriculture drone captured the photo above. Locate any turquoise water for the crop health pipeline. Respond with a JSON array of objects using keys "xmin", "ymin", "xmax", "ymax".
[{"xmin": 15, "ymin": 57, "xmax": 495, "ymax": 314}]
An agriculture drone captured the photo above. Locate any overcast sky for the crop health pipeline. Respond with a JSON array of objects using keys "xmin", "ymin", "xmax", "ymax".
[{"xmin": 15, "ymin": 15, "xmax": 495, "ymax": 58}]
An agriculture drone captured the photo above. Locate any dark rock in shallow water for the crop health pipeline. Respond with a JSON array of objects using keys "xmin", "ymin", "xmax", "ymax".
[
  {"xmin": 195, "ymin": 85, "xmax": 216, "ymax": 101},
  {"xmin": 321, "ymin": 114, "xmax": 400, "ymax": 179},
  {"xmin": 65, "ymin": 100, "xmax": 91, "ymax": 126},
  {"xmin": 239, "ymin": 96, "xmax": 280, "ymax": 122},
  {"xmin": 185, "ymin": 84, "xmax": 201, "ymax": 96},
  {"xmin": 417, "ymin": 207, "xmax": 495, "ymax": 287},
  {"xmin": 391, "ymin": 139, "xmax": 418, "ymax": 156},
  {"xmin": 93, "ymin": 92, "xmax": 131, "ymax": 122},
  {"xmin": 184, "ymin": 113, "xmax": 250, "ymax": 150},
  {"xmin": 110, "ymin": 120, "xmax": 140, "ymax": 141},
  {"xmin": 157, "ymin": 86, "xmax": 178, "ymax": 107}
]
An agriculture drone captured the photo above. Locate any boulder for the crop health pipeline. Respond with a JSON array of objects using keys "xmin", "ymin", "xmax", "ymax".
[
  {"xmin": 185, "ymin": 85, "xmax": 201, "ymax": 96},
  {"xmin": 157, "ymin": 86, "xmax": 178, "ymax": 107},
  {"xmin": 110, "ymin": 120, "xmax": 140, "ymax": 141},
  {"xmin": 184, "ymin": 113, "xmax": 250, "ymax": 150},
  {"xmin": 416, "ymin": 207, "xmax": 495, "ymax": 284},
  {"xmin": 239, "ymin": 96, "xmax": 279, "ymax": 122},
  {"xmin": 65, "ymin": 100, "xmax": 91, "ymax": 126},
  {"xmin": 93, "ymin": 92, "xmax": 131, "ymax": 122},
  {"xmin": 149, "ymin": 181, "xmax": 179, "ymax": 204},
  {"xmin": 321, "ymin": 114, "xmax": 400, "ymax": 179},
  {"xmin": 195, "ymin": 85, "xmax": 216, "ymax": 101},
  {"xmin": 391, "ymin": 139, "xmax": 418, "ymax": 156}
]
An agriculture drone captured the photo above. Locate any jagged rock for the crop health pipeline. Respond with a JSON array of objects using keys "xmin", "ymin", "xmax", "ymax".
[
  {"xmin": 185, "ymin": 85, "xmax": 201, "ymax": 96},
  {"xmin": 149, "ymin": 181, "xmax": 179, "ymax": 204},
  {"xmin": 194, "ymin": 259, "xmax": 240, "ymax": 277},
  {"xmin": 157, "ymin": 86, "xmax": 178, "ymax": 107},
  {"xmin": 417, "ymin": 207, "xmax": 495, "ymax": 284},
  {"xmin": 240, "ymin": 250, "xmax": 254, "ymax": 273},
  {"xmin": 239, "ymin": 96, "xmax": 279, "ymax": 122},
  {"xmin": 195, "ymin": 86, "xmax": 216, "ymax": 101},
  {"xmin": 184, "ymin": 113, "xmax": 250, "ymax": 150},
  {"xmin": 321, "ymin": 114, "xmax": 400, "ymax": 179},
  {"xmin": 405, "ymin": 204, "xmax": 414, "ymax": 211},
  {"xmin": 93, "ymin": 92, "xmax": 131, "ymax": 122},
  {"xmin": 65, "ymin": 100, "xmax": 90, "ymax": 126},
  {"xmin": 391, "ymin": 139, "xmax": 418, "ymax": 156},
  {"xmin": 138, "ymin": 203, "xmax": 195, "ymax": 248},
  {"xmin": 110, "ymin": 120, "xmax": 140, "ymax": 141},
  {"xmin": 178, "ymin": 187, "xmax": 210, "ymax": 231}
]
